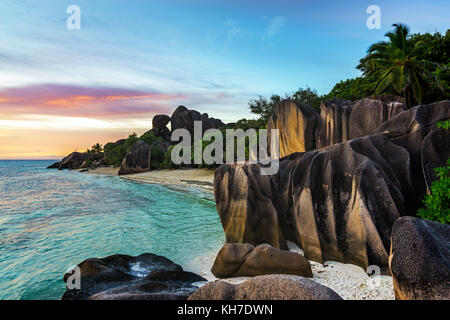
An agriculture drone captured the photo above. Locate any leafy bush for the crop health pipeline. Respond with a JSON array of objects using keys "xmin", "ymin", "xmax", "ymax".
[
  {"xmin": 417, "ymin": 159, "xmax": 450, "ymax": 224},
  {"xmin": 436, "ymin": 120, "xmax": 450, "ymax": 130}
]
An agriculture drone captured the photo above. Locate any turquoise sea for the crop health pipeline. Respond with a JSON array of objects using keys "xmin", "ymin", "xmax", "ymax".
[{"xmin": 0, "ymin": 160, "xmax": 225, "ymax": 300}]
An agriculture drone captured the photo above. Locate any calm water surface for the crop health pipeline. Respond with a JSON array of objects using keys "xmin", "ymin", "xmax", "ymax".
[{"xmin": 0, "ymin": 160, "xmax": 225, "ymax": 300}]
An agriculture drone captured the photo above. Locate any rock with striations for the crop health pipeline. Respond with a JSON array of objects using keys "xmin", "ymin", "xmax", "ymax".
[
  {"xmin": 214, "ymin": 100, "xmax": 449, "ymax": 273},
  {"xmin": 118, "ymin": 141, "xmax": 151, "ymax": 175},
  {"xmin": 214, "ymin": 163, "xmax": 286, "ymax": 249},
  {"xmin": 420, "ymin": 128, "xmax": 450, "ymax": 193},
  {"xmin": 315, "ymin": 98, "xmax": 404, "ymax": 148},
  {"xmin": 267, "ymin": 100, "xmax": 320, "ymax": 158},
  {"xmin": 389, "ymin": 217, "xmax": 450, "ymax": 300},
  {"xmin": 375, "ymin": 100, "xmax": 450, "ymax": 208},
  {"xmin": 215, "ymin": 134, "xmax": 414, "ymax": 273},
  {"xmin": 62, "ymin": 253, "xmax": 206, "ymax": 300},
  {"xmin": 188, "ymin": 274, "xmax": 342, "ymax": 300},
  {"xmin": 211, "ymin": 243, "xmax": 312, "ymax": 278},
  {"xmin": 267, "ymin": 98, "xmax": 404, "ymax": 157}
]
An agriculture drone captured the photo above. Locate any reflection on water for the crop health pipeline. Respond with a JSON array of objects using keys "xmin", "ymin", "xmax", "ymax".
[{"xmin": 0, "ymin": 160, "xmax": 225, "ymax": 300}]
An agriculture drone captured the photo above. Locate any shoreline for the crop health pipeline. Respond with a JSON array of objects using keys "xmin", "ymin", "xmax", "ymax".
[
  {"xmin": 82, "ymin": 167, "xmax": 215, "ymax": 193},
  {"xmin": 80, "ymin": 166, "xmax": 395, "ymax": 300}
]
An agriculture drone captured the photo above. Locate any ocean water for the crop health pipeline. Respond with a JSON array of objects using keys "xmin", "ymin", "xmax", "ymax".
[{"xmin": 0, "ymin": 160, "xmax": 225, "ymax": 300}]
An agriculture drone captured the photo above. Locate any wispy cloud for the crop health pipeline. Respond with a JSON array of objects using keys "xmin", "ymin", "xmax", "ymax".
[
  {"xmin": 264, "ymin": 16, "xmax": 287, "ymax": 39},
  {"xmin": 0, "ymin": 84, "xmax": 186, "ymax": 118},
  {"xmin": 225, "ymin": 19, "xmax": 243, "ymax": 45}
]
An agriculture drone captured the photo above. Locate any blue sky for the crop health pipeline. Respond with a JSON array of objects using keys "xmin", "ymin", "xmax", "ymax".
[{"xmin": 0, "ymin": 0, "xmax": 448, "ymax": 158}]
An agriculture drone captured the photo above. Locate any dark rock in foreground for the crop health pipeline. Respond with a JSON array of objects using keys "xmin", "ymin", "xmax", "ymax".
[
  {"xmin": 389, "ymin": 217, "xmax": 450, "ymax": 300},
  {"xmin": 118, "ymin": 140, "xmax": 151, "ymax": 175},
  {"xmin": 188, "ymin": 275, "xmax": 342, "ymax": 300},
  {"xmin": 211, "ymin": 243, "xmax": 312, "ymax": 278},
  {"xmin": 62, "ymin": 253, "xmax": 206, "ymax": 300}
]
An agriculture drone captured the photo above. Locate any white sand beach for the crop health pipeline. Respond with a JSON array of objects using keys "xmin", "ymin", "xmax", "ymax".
[{"xmin": 84, "ymin": 167, "xmax": 215, "ymax": 192}]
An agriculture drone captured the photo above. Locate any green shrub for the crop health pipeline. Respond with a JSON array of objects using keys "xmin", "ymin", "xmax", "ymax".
[
  {"xmin": 436, "ymin": 120, "xmax": 450, "ymax": 130},
  {"xmin": 417, "ymin": 159, "xmax": 450, "ymax": 224}
]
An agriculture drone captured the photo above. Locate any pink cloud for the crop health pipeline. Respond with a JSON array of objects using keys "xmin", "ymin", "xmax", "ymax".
[{"xmin": 0, "ymin": 84, "xmax": 187, "ymax": 118}]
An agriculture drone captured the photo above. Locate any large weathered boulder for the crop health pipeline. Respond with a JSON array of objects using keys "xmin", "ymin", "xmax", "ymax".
[
  {"xmin": 214, "ymin": 100, "xmax": 449, "ymax": 272},
  {"xmin": 389, "ymin": 217, "xmax": 450, "ymax": 300},
  {"xmin": 267, "ymin": 100, "xmax": 320, "ymax": 157},
  {"xmin": 118, "ymin": 141, "xmax": 151, "ymax": 175},
  {"xmin": 267, "ymin": 98, "xmax": 404, "ymax": 158},
  {"xmin": 150, "ymin": 114, "xmax": 171, "ymax": 141},
  {"xmin": 315, "ymin": 98, "xmax": 404, "ymax": 148},
  {"xmin": 211, "ymin": 243, "xmax": 312, "ymax": 278},
  {"xmin": 62, "ymin": 253, "xmax": 206, "ymax": 300},
  {"xmin": 170, "ymin": 105, "xmax": 225, "ymax": 138},
  {"xmin": 421, "ymin": 128, "xmax": 450, "ymax": 194},
  {"xmin": 214, "ymin": 163, "xmax": 286, "ymax": 249},
  {"xmin": 152, "ymin": 114, "xmax": 170, "ymax": 130},
  {"xmin": 188, "ymin": 275, "xmax": 342, "ymax": 300},
  {"xmin": 375, "ymin": 100, "xmax": 450, "ymax": 208},
  {"xmin": 215, "ymin": 134, "xmax": 413, "ymax": 272},
  {"xmin": 58, "ymin": 152, "xmax": 92, "ymax": 170}
]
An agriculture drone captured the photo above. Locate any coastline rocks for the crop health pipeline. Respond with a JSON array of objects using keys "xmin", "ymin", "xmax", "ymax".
[
  {"xmin": 214, "ymin": 100, "xmax": 449, "ymax": 272},
  {"xmin": 188, "ymin": 275, "xmax": 342, "ymax": 300},
  {"xmin": 118, "ymin": 141, "xmax": 151, "ymax": 175},
  {"xmin": 58, "ymin": 152, "xmax": 92, "ymax": 170},
  {"xmin": 316, "ymin": 98, "xmax": 404, "ymax": 148},
  {"xmin": 153, "ymin": 114, "xmax": 171, "ymax": 130},
  {"xmin": 151, "ymin": 114, "xmax": 171, "ymax": 141},
  {"xmin": 267, "ymin": 100, "xmax": 319, "ymax": 157},
  {"xmin": 214, "ymin": 163, "xmax": 286, "ymax": 249},
  {"xmin": 211, "ymin": 243, "xmax": 312, "ymax": 278},
  {"xmin": 62, "ymin": 253, "xmax": 206, "ymax": 300},
  {"xmin": 420, "ymin": 128, "xmax": 450, "ymax": 193},
  {"xmin": 47, "ymin": 161, "xmax": 60, "ymax": 169},
  {"xmin": 267, "ymin": 98, "xmax": 404, "ymax": 158},
  {"xmin": 215, "ymin": 134, "xmax": 415, "ymax": 272},
  {"xmin": 389, "ymin": 217, "xmax": 450, "ymax": 300},
  {"xmin": 375, "ymin": 100, "xmax": 450, "ymax": 208},
  {"xmin": 171, "ymin": 105, "xmax": 225, "ymax": 138}
]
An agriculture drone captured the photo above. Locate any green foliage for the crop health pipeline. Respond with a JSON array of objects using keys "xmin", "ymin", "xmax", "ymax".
[
  {"xmin": 291, "ymin": 87, "xmax": 324, "ymax": 109},
  {"xmin": 104, "ymin": 133, "xmax": 139, "ymax": 166},
  {"xmin": 140, "ymin": 131, "xmax": 163, "ymax": 145},
  {"xmin": 357, "ymin": 24, "xmax": 447, "ymax": 107},
  {"xmin": 162, "ymin": 145, "xmax": 182, "ymax": 169},
  {"xmin": 234, "ymin": 118, "xmax": 266, "ymax": 131},
  {"xmin": 248, "ymin": 94, "xmax": 281, "ymax": 123},
  {"xmin": 325, "ymin": 77, "xmax": 374, "ymax": 101},
  {"xmin": 436, "ymin": 120, "xmax": 450, "ymax": 130},
  {"xmin": 417, "ymin": 159, "xmax": 450, "ymax": 224},
  {"xmin": 91, "ymin": 143, "xmax": 103, "ymax": 154},
  {"xmin": 248, "ymin": 87, "xmax": 324, "ymax": 122}
]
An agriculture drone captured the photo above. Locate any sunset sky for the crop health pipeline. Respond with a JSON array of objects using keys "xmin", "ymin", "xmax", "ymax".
[{"xmin": 0, "ymin": 0, "xmax": 449, "ymax": 159}]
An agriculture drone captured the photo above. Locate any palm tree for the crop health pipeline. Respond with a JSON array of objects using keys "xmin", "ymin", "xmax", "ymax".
[
  {"xmin": 91, "ymin": 143, "xmax": 103, "ymax": 154},
  {"xmin": 361, "ymin": 23, "xmax": 443, "ymax": 107}
]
